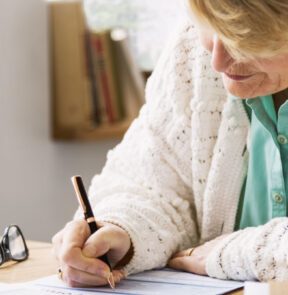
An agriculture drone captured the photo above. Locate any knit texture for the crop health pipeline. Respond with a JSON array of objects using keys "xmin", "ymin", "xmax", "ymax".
[
  {"xmin": 74, "ymin": 20, "xmax": 287, "ymax": 281},
  {"xmin": 206, "ymin": 218, "xmax": 288, "ymax": 281}
]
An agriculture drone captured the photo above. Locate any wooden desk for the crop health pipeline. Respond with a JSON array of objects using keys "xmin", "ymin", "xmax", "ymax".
[
  {"xmin": 0, "ymin": 241, "xmax": 243, "ymax": 294},
  {"xmin": 0, "ymin": 240, "xmax": 57, "ymax": 283}
]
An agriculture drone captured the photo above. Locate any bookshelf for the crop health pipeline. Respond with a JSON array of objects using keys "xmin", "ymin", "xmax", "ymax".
[
  {"xmin": 49, "ymin": 1, "xmax": 150, "ymax": 141},
  {"xmin": 51, "ymin": 70, "xmax": 151, "ymax": 141},
  {"xmin": 53, "ymin": 120, "xmax": 132, "ymax": 141}
]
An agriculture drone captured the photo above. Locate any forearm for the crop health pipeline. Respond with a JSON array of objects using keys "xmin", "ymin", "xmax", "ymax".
[{"xmin": 206, "ymin": 217, "xmax": 288, "ymax": 281}]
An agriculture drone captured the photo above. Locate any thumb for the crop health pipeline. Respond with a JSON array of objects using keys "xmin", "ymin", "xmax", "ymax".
[
  {"xmin": 82, "ymin": 223, "xmax": 131, "ymax": 268},
  {"xmin": 82, "ymin": 226, "xmax": 111, "ymax": 258}
]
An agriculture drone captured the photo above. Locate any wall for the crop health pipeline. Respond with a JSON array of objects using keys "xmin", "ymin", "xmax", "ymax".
[{"xmin": 0, "ymin": 0, "xmax": 120, "ymax": 242}]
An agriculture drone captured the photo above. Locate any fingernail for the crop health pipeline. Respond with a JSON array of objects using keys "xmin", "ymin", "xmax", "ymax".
[{"xmin": 107, "ymin": 272, "xmax": 115, "ymax": 289}]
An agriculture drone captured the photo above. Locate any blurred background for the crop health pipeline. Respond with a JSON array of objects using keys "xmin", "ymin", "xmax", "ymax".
[{"xmin": 0, "ymin": 0, "xmax": 184, "ymax": 242}]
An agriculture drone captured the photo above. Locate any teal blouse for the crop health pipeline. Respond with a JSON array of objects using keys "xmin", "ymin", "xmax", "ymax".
[{"xmin": 233, "ymin": 95, "xmax": 288, "ymax": 230}]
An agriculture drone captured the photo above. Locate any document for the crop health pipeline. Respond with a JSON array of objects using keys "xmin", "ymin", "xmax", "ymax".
[{"xmin": 0, "ymin": 268, "xmax": 243, "ymax": 295}]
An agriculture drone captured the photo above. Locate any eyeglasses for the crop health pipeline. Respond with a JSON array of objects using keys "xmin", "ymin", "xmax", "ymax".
[{"xmin": 0, "ymin": 225, "xmax": 29, "ymax": 266}]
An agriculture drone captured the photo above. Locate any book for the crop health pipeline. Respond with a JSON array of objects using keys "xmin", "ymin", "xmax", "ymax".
[
  {"xmin": 107, "ymin": 30, "xmax": 126, "ymax": 121},
  {"xmin": 89, "ymin": 32, "xmax": 110, "ymax": 124},
  {"xmin": 111, "ymin": 28, "xmax": 146, "ymax": 112},
  {"xmin": 84, "ymin": 31, "xmax": 101, "ymax": 125},
  {"xmin": 49, "ymin": 1, "xmax": 146, "ymax": 139},
  {"xmin": 90, "ymin": 30, "xmax": 125, "ymax": 124},
  {"xmin": 49, "ymin": 0, "xmax": 95, "ymax": 137}
]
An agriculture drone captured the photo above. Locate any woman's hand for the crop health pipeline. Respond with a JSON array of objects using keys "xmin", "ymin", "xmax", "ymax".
[
  {"xmin": 168, "ymin": 234, "xmax": 228, "ymax": 275},
  {"xmin": 52, "ymin": 219, "xmax": 132, "ymax": 287}
]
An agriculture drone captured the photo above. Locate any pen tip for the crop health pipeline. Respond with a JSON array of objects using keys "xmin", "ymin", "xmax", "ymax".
[{"xmin": 108, "ymin": 272, "xmax": 115, "ymax": 289}]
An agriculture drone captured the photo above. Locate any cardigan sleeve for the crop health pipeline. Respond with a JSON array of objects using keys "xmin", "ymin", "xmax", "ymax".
[
  {"xmin": 74, "ymin": 21, "xmax": 200, "ymax": 275},
  {"xmin": 206, "ymin": 217, "xmax": 288, "ymax": 281}
]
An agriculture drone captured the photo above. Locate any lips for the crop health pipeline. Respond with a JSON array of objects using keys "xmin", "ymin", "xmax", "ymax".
[{"xmin": 224, "ymin": 72, "xmax": 254, "ymax": 81}]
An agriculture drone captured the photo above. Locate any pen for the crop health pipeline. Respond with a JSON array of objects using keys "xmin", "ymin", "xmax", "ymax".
[{"xmin": 71, "ymin": 175, "xmax": 115, "ymax": 289}]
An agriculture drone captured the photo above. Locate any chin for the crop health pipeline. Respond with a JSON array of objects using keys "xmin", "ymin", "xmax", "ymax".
[
  {"xmin": 222, "ymin": 77, "xmax": 258, "ymax": 99},
  {"xmin": 226, "ymin": 88, "xmax": 250, "ymax": 99}
]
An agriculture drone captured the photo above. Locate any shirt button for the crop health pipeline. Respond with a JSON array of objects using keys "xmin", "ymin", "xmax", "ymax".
[
  {"xmin": 273, "ymin": 193, "xmax": 283, "ymax": 204},
  {"xmin": 277, "ymin": 134, "xmax": 288, "ymax": 145}
]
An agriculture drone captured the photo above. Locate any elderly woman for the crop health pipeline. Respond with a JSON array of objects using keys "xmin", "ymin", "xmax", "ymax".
[{"xmin": 52, "ymin": 0, "xmax": 288, "ymax": 287}]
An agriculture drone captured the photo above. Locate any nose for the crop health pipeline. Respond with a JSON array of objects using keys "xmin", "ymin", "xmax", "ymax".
[{"xmin": 211, "ymin": 36, "xmax": 233, "ymax": 72}]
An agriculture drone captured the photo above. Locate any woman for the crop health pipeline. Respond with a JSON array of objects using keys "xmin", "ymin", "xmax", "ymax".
[{"xmin": 52, "ymin": 0, "xmax": 288, "ymax": 287}]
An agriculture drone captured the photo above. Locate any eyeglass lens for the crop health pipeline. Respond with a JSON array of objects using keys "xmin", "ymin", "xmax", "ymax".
[{"xmin": 8, "ymin": 226, "xmax": 27, "ymax": 260}]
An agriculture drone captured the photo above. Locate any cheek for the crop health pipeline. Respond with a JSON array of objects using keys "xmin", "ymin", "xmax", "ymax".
[
  {"xmin": 256, "ymin": 57, "xmax": 288, "ymax": 83},
  {"xmin": 255, "ymin": 64, "xmax": 288, "ymax": 90}
]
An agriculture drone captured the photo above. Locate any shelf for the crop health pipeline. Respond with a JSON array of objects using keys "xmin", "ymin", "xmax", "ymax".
[
  {"xmin": 49, "ymin": 0, "xmax": 152, "ymax": 142},
  {"xmin": 52, "ymin": 118, "xmax": 133, "ymax": 141}
]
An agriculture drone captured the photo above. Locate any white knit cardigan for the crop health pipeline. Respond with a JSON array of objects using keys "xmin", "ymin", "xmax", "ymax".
[{"xmin": 75, "ymin": 21, "xmax": 288, "ymax": 282}]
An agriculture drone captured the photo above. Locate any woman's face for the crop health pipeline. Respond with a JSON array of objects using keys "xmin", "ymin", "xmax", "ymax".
[{"xmin": 198, "ymin": 28, "xmax": 288, "ymax": 98}]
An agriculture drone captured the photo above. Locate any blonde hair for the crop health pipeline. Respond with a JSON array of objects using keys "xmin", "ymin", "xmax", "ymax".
[{"xmin": 187, "ymin": 0, "xmax": 288, "ymax": 59}]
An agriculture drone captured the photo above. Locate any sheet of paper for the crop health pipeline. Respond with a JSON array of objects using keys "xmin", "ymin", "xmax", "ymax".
[
  {"xmin": 0, "ymin": 268, "xmax": 244, "ymax": 295},
  {"xmin": 30, "ymin": 268, "xmax": 243, "ymax": 295},
  {"xmin": 0, "ymin": 283, "xmax": 34, "ymax": 295},
  {"xmin": 0, "ymin": 289, "xmax": 36, "ymax": 295},
  {"xmin": 244, "ymin": 281, "xmax": 269, "ymax": 295}
]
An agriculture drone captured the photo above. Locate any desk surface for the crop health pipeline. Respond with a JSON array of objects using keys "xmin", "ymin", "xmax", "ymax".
[
  {"xmin": 0, "ymin": 241, "xmax": 243, "ymax": 294},
  {"xmin": 0, "ymin": 240, "xmax": 56, "ymax": 283}
]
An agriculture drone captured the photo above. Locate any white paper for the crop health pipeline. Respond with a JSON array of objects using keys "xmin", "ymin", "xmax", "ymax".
[
  {"xmin": 244, "ymin": 281, "xmax": 269, "ymax": 295},
  {"xmin": 0, "ymin": 268, "xmax": 244, "ymax": 295},
  {"xmin": 0, "ymin": 283, "xmax": 31, "ymax": 295}
]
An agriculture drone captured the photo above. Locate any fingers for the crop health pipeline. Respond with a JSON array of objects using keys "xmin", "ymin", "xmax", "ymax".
[
  {"xmin": 52, "ymin": 219, "xmax": 130, "ymax": 287},
  {"xmin": 168, "ymin": 246, "xmax": 207, "ymax": 276},
  {"xmin": 62, "ymin": 268, "xmax": 126, "ymax": 288},
  {"xmin": 62, "ymin": 264, "xmax": 108, "ymax": 287},
  {"xmin": 52, "ymin": 220, "xmax": 110, "ymax": 284},
  {"xmin": 52, "ymin": 219, "xmax": 89, "ymax": 262},
  {"xmin": 169, "ymin": 234, "xmax": 229, "ymax": 274},
  {"xmin": 61, "ymin": 219, "xmax": 91, "ymax": 250},
  {"xmin": 61, "ymin": 245, "xmax": 111, "ymax": 278},
  {"xmin": 172, "ymin": 248, "xmax": 192, "ymax": 258},
  {"xmin": 168, "ymin": 255, "xmax": 206, "ymax": 276},
  {"xmin": 82, "ymin": 227, "xmax": 111, "ymax": 258},
  {"xmin": 82, "ymin": 223, "xmax": 131, "ymax": 267},
  {"xmin": 59, "ymin": 221, "xmax": 111, "ymax": 278}
]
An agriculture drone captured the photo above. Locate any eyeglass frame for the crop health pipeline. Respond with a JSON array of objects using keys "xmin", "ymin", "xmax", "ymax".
[{"xmin": 0, "ymin": 224, "xmax": 29, "ymax": 266}]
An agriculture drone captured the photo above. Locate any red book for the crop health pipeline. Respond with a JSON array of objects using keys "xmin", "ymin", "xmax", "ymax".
[{"xmin": 90, "ymin": 32, "xmax": 116, "ymax": 123}]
